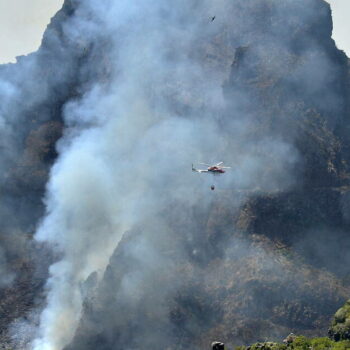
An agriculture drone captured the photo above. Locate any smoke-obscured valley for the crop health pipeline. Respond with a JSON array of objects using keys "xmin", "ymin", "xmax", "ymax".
[{"xmin": 1, "ymin": 0, "xmax": 350, "ymax": 349}]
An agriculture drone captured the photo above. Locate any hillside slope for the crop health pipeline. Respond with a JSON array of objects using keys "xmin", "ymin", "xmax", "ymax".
[
  {"xmin": 65, "ymin": 0, "xmax": 350, "ymax": 349},
  {"xmin": 0, "ymin": 1, "xmax": 350, "ymax": 350}
]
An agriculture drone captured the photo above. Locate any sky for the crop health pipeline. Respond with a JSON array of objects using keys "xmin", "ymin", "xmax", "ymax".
[
  {"xmin": 0, "ymin": 0, "xmax": 348, "ymax": 63},
  {"xmin": 0, "ymin": 0, "xmax": 64, "ymax": 64},
  {"xmin": 326, "ymin": 0, "xmax": 350, "ymax": 55}
]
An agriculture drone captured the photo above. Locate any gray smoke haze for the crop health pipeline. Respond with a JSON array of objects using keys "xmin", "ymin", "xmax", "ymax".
[
  {"xmin": 0, "ymin": 0, "xmax": 345, "ymax": 349},
  {"xmin": 0, "ymin": 246, "xmax": 15, "ymax": 287},
  {"xmin": 0, "ymin": 4, "xmax": 95, "ymax": 343},
  {"xmin": 30, "ymin": 1, "xmax": 304, "ymax": 349}
]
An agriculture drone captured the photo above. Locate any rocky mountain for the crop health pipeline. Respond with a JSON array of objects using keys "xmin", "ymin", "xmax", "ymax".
[
  {"xmin": 1, "ymin": 0, "xmax": 350, "ymax": 350},
  {"xmin": 65, "ymin": 0, "xmax": 350, "ymax": 349}
]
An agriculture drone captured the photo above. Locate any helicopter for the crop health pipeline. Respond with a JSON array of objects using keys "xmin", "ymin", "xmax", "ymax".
[
  {"xmin": 192, "ymin": 162, "xmax": 231, "ymax": 190},
  {"xmin": 192, "ymin": 162, "xmax": 230, "ymax": 174}
]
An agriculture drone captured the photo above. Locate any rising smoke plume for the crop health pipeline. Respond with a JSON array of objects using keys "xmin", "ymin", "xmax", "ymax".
[{"xmin": 30, "ymin": 1, "xmax": 304, "ymax": 349}]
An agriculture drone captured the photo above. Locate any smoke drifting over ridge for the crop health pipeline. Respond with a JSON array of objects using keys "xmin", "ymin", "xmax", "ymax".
[
  {"xmin": 30, "ymin": 1, "xmax": 304, "ymax": 349},
  {"xmin": 0, "ymin": 0, "xmax": 349, "ymax": 349}
]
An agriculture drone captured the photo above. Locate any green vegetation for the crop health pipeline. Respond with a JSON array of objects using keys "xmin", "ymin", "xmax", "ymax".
[
  {"xmin": 235, "ymin": 300, "xmax": 350, "ymax": 350},
  {"xmin": 235, "ymin": 342, "xmax": 287, "ymax": 350},
  {"xmin": 329, "ymin": 300, "xmax": 350, "ymax": 341},
  {"xmin": 235, "ymin": 337, "xmax": 350, "ymax": 350}
]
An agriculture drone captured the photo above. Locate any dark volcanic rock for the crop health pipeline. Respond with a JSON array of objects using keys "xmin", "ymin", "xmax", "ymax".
[
  {"xmin": 66, "ymin": 1, "xmax": 350, "ymax": 349},
  {"xmin": 0, "ymin": 1, "xmax": 86, "ymax": 347}
]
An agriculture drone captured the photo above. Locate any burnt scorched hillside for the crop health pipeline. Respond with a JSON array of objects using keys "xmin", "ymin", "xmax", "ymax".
[
  {"xmin": 0, "ymin": 1, "xmax": 106, "ymax": 347},
  {"xmin": 65, "ymin": 2, "xmax": 350, "ymax": 350}
]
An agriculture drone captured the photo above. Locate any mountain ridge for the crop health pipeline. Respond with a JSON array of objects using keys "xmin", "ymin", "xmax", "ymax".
[{"xmin": 0, "ymin": 0, "xmax": 350, "ymax": 349}]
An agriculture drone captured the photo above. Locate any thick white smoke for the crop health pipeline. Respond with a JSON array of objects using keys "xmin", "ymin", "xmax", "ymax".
[{"xmin": 31, "ymin": 1, "xmax": 305, "ymax": 350}]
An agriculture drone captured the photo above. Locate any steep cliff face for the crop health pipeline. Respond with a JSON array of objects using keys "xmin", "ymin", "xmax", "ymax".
[
  {"xmin": 1, "ymin": 0, "xmax": 350, "ymax": 350},
  {"xmin": 0, "ymin": 2, "xmax": 90, "ymax": 347},
  {"xmin": 64, "ymin": 1, "xmax": 350, "ymax": 350}
]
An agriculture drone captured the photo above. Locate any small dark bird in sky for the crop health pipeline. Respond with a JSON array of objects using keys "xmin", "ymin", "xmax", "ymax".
[{"xmin": 211, "ymin": 16, "xmax": 216, "ymax": 22}]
